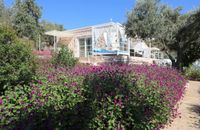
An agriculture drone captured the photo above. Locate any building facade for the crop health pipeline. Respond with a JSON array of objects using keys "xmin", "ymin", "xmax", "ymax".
[
  {"xmin": 45, "ymin": 22, "xmax": 130, "ymax": 58},
  {"xmin": 44, "ymin": 22, "xmax": 171, "ymax": 65}
]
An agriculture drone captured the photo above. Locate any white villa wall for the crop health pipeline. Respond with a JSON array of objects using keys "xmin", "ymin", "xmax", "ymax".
[
  {"xmin": 59, "ymin": 22, "xmax": 129, "ymax": 58},
  {"xmin": 46, "ymin": 22, "xmax": 171, "ymax": 65}
]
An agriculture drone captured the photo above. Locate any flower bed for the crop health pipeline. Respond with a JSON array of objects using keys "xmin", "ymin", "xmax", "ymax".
[
  {"xmin": 0, "ymin": 64, "xmax": 187, "ymax": 130},
  {"xmin": 32, "ymin": 50, "xmax": 52, "ymax": 58}
]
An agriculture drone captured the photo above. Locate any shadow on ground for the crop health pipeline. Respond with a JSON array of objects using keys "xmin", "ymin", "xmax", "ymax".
[
  {"xmin": 190, "ymin": 104, "xmax": 200, "ymax": 128},
  {"xmin": 189, "ymin": 90, "xmax": 200, "ymax": 128}
]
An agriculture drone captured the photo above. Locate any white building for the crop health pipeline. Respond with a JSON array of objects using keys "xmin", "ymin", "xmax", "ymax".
[
  {"xmin": 45, "ymin": 22, "xmax": 130, "ymax": 58},
  {"xmin": 44, "ymin": 22, "xmax": 170, "ymax": 65}
]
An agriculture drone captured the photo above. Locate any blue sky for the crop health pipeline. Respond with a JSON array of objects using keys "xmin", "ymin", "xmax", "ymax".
[{"xmin": 5, "ymin": 0, "xmax": 200, "ymax": 29}]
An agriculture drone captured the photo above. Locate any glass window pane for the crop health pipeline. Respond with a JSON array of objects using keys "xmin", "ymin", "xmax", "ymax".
[
  {"xmin": 79, "ymin": 39, "xmax": 85, "ymax": 57},
  {"xmin": 86, "ymin": 38, "xmax": 92, "ymax": 55}
]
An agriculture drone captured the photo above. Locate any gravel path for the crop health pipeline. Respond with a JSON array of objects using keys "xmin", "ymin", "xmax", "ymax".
[{"xmin": 163, "ymin": 81, "xmax": 200, "ymax": 130}]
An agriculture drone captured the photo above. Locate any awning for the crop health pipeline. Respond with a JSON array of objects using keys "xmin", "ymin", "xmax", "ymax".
[
  {"xmin": 45, "ymin": 30, "xmax": 73, "ymax": 37},
  {"xmin": 150, "ymin": 47, "xmax": 160, "ymax": 51}
]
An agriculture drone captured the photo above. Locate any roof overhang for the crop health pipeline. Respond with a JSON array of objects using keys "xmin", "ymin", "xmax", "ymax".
[
  {"xmin": 45, "ymin": 30, "xmax": 73, "ymax": 37},
  {"xmin": 150, "ymin": 47, "xmax": 160, "ymax": 51}
]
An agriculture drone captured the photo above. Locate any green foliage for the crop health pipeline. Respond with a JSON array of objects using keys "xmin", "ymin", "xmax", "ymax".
[
  {"xmin": 12, "ymin": 0, "xmax": 42, "ymax": 41},
  {"xmin": 84, "ymin": 71, "xmax": 169, "ymax": 130},
  {"xmin": 0, "ymin": 69, "xmax": 170, "ymax": 130},
  {"xmin": 0, "ymin": 0, "xmax": 5, "ymax": 18},
  {"xmin": 0, "ymin": 26, "xmax": 17, "ymax": 44},
  {"xmin": 40, "ymin": 20, "xmax": 65, "ymax": 31},
  {"xmin": 0, "ymin": 26, "xmax": 36, "ymax": 94},
  {"xmin": 52, "ymin": 45, "xmax": 77, "ymax": 68},
  {"xmin": 0, "ymin": 0, "xmax": 12, "ymax": 26},
  {"xmin": 125, "ymin": 0, "xmax": 186, "ymax": 43},
  {"xmin": 184, "ymin": 67, "xmax": 200, "ymax": 81},
  {"xmin": 0, "ymin": 76, "xmax": 86, "ymax": 129},
  {"xmin": 174, "ymin": 9, "xmax": 200, "ymax": 67},
  {"xmin": 126, "ymin": 0, "xmax": 160, "ymax": 39},
  {"xmin": 125, "ymin": 0, "xmax": 200, "ymax": 70},
  {"xmin": 0, "ymin": 64, "xmax": 186, "ymax": 129},
  {"xmin": 156, "ymin": 6, "xmax": 187, "ymax": 50}
]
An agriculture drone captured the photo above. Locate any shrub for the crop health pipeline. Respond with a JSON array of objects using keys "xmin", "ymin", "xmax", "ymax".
[
  {"xmin": 0, "ymin": 76, "xmax": 85, "ymax": 129},
  {"xmin": 52, "ymin": 45, "xmax": 77, "ymax": 68},
  {"xmin": 84, "ymin": 67, "xmax": 170, "ymax": 130},
  {"xmin": 132, "ymin": 64, "xmax": 187, "ymax": 109},
  {"xmin": 184, "ymin": 67, "xmax": 200, "ymax": 81},
  {"xmin": 0, "ymin": 64, "xmax": 187, "ymax": 130},
  {"xmin": 0, "ymin": 26, "xmax": 36, "ymax": 94}
]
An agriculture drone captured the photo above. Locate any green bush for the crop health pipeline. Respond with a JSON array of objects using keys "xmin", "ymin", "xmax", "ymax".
[
  {"xmin": 52, "ymin": 45, "xmax": 77, "ymax": 68},
  {"xmin": 83, "ymin": 70, "xmax": 169, "ymax": 130},
  {"xmin": 0, "ymin": 69, "xmax": 170, "ymax": 130},
  {"xmin": 184, "ymin": 67, "xmax": 200, "ymax": 81},
  {"xmin": 0, "ymin": 76, "xmax": 86, "ymax": 129},
  {"xmin": 0, "ymin": 64, "xmax": 186, "ymax": 130},
  {"xmin": 0, "ymin": 26, "xmax": 36, "ymax": 94}
]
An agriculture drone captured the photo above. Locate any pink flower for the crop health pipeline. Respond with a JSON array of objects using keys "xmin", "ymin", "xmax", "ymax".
[
  {"xmin": 117, "ymin": 127, "xmax": 125, "ymax": 130},
  {"xmin": 74, "ymin": 89, "xmax": 80, "ymax": 93},
  {"xmin": 0, "ymin": 98, "xmax": 3, "ymax": 105},
  {"xmin": 31, "ymin": 90, "xmax": 35, "ymax": 95}
]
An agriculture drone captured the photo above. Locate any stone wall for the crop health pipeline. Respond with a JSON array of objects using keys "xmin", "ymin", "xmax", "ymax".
[{"xmin": 79, "ymin": 56, "xmax": 156, "ymax": 65}]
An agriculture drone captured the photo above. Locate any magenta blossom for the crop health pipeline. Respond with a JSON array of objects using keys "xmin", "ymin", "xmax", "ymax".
[{"xmin": 0, "ymin": 97, "xmax": 3, "ymax": 105}]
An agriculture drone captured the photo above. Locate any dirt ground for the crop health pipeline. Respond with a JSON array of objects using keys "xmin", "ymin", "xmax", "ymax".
[{"xmin": 163, "ymin": 81, "xmax": 200, "ymax": 130}]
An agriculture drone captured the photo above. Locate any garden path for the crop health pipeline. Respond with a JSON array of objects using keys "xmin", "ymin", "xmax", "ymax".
[{"xmin": 163, "ymin": 81, "xmax": 200, "ymax": 130}]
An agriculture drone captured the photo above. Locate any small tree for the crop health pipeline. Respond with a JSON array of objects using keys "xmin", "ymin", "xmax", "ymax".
[{"xmin": 52, "ymin": 45, "xmax": 77, "ymax": 68}]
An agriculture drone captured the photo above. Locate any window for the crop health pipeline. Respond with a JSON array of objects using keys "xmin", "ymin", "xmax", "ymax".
[
  {"xmin": 79, "ymin": 39, "xmax": 85, "ymax": 57},
  {"xmin": 79, "ymin": 38, "xmax": 92, "ymax": 57},
  {"xmin": 86, "ymin": 38, "xmax": 92, "ymax": 55}
]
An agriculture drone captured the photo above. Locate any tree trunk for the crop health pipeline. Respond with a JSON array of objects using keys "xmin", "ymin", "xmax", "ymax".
[
  {"xmin": 165, "ymin": 50, "xmax": 183, "ymax": 71},
  {"xmin": 165, "ymin": 52, "xmax": 176, "ymax": 68},
  {"xmin": 176, "ymin": 49, "xmax": 184, "ymax": 72}
]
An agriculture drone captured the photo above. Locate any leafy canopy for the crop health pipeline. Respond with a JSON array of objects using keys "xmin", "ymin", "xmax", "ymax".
[
  {"xmin": 40, "ymin": 20, "xmax": 65, "ymax": 31},
  {"xmin": 0, "ymin": 0, "xmax": 12, "ymax": 26},
  {"xmin": 125, "ymin": 0, "xmax": 200, "ymax": 69},
  {"xmin": 175, "ymin": 9, "xmax": 200, "ymax": 67},
  {"xmin": 126, "ymin": 0, "xmax": 160, "ymax": 39},
  {"xmin": 12, "ymin": 0, "xmax": 42, "ymax": 41}
]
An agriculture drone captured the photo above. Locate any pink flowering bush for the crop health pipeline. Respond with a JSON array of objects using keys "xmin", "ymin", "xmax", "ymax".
[
  {"xmin": 84, "ymin": 70, "xmax": 166, "ymax": 129},
  {"xmin": 132, "ymin": 65, "xmax": 187, "ymax": 119},
  {"xmin": 81, "ymin": 64, "xmax": 186, "ymax": 130},
  {"xmin": 0, "ymin": 76, "xmax": 86, "ymax": 129},
  {"xmin": 0, "ymin": 63, "xmax": 187, "ymax": 130}
]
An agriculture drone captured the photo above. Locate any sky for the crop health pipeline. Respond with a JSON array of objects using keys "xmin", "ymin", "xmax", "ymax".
[{"xmin": 5, "ymin": 0, "xmax": 200, "ymax": 29}]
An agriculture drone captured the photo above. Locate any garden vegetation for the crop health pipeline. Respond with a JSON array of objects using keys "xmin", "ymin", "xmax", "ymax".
[
  {"xmin": 0, "ymin": 26, "xmax": 36, "ymax": 94},
  {"xmin": 51, "ymin": 45, "xmax": 78, "ymax": 68},
  {"xmin": 0, "ymin": 0, "xmax": 195, "ymax": 129},
  {"xmin": 0, "ymin": 63, "xmax": 187, "ymax": 130},
  {"xmin": 184, "ymin": 67, "xmax": 200, "ymax": 81}
]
